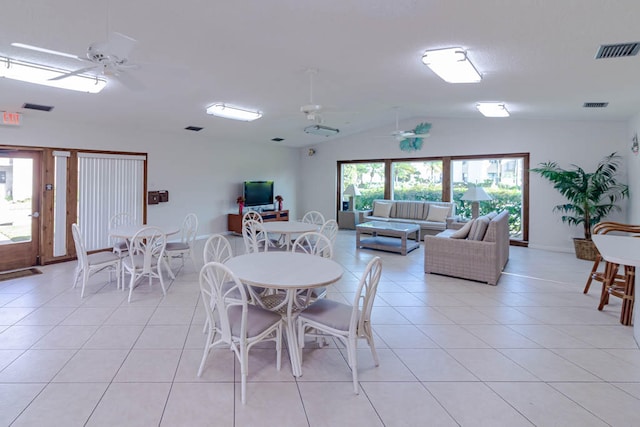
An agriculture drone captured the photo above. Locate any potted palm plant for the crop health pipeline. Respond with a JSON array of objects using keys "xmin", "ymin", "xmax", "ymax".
[{"xmin": 531, "ymin": 152, "xmax": 629, "ymax": 260}]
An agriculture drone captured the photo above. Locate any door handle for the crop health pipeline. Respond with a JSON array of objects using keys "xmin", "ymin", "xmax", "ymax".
[{"xmin": 29, "ymin": 212, "xmax": 40, "ymax": 218}]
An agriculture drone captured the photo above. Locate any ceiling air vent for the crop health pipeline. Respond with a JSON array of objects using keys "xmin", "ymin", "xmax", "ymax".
[
  {"xmin": 583, "ymin": 102, "xmax": 609, "ymax": 108},
  {"xmin": 595, "ymin": 42, "xmax": 640, "ymax": 59},
  {"xmin": 22, "ymin": 103, "xmax": 53, "ymax": 112},
  {"xmin": 184, "ymin": 126, "xmax": 203, "ymax": 132}
]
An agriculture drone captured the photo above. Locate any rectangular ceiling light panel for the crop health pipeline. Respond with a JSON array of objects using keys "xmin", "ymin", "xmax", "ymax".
[
  {"xmin": 206, "ymin": 103, "xmax": 262, "ymax": 121},
  {"xmin": 476, "ymin": 102, "xmax": 510, "ymax": 117},
  {"xmin": 421, "ymin": 47, "xmax": 482, "ymax": 83},
  {"xmin": 0, "ymin": 56, "xmax": 106, "ymax": 93}
]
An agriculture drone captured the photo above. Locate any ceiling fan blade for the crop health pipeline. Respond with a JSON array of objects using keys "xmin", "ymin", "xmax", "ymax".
[
  {"xmin": 11, "ymin": 42, "xmax": 82, "ymax": 60},
  {"xmin": 48, "ymin": 65, "xmax": 100, "ymax": 81},
  {"xmin": 114, "ymin": 70, "xmax": 145, "ymax": 91},
  {"xmin": 105, "ymin": 32, "xmax": 138, "ymax": 59}
]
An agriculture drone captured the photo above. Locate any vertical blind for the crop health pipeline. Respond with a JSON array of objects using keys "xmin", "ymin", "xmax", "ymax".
[{"xmin": 78, "ymin": 153, "xmax": 145, "ymax": 251}]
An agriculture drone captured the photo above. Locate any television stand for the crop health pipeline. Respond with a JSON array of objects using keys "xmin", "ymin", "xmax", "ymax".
[{"xmin": 227, "ymin": 210, "xmax": 289, "ymax": 234}]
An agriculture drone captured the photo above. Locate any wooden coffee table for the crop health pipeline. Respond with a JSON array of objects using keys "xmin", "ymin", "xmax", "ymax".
[{"xmin": 356, "ymin": 221, "xmax": 420, "ymax": 255}]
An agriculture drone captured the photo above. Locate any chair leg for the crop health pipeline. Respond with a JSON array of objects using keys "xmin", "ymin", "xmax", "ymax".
[
  {"xmin": 158, "ymin": 267, "xmax": 166, "ymax": 296},
  {"xmin": 598, "ymin": 262, "xmax": 619, "ymax": 311},
  {"xmin": 197, "ymin": 331, "xmax": 214, "ymax": 377},
  {"xmin": 584, "ymin": 255, "xmax": 602, "ymax": 294},
  {"xmin": 362, "ymin": 322, "xmax": 379, "ymax": 366},
  {"xmin": 80, "ymin": 270, "xmax": 90, "ymax": 298},
  {"xmin": 241, "ymin": 345, "xmax": 249, "ymax": 404},
  {"xmin": 72, "ymin": 266, "xmax": 82, "ymax": 289},
  {"xmin": 128, "ymin": 270, "xmax": 136, "ymax": 303},
  {"xmin": 347, "ymin": 336, "xmax": 359, "ymax": 394}
]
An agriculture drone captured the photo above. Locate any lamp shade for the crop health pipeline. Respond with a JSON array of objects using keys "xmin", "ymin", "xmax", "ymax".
[
  {"xmin": 461, "ymin": 186, "xmax": 492, "ymax": 201},
  {"xmin": 344, "ymin": 184, "xmax": 361, "ymax": 197}
]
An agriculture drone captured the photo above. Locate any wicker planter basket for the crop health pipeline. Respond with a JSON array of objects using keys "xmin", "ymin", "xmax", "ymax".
[{"xmin": 573, "ymin": 238, "xmax": 599, "ymax": 261}]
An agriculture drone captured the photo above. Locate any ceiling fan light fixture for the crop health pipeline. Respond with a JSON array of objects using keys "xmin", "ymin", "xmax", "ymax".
[
  {"xmin": 421, "ymin": 47, "xmax": 482, "ymax": 83},
  {"xmin": 304, "ymin": 124, "xmax": 339, "ymax": 137},
  {"xmin": 206, "ymin": 103, "xmax": 262, "ymax": 121},
  {"xmin": 476, "ymin": 102, "xmax": 510, "ymax": 117},
  {"xmin": 0, "ymin": 56, "xmax": 106, "ymax": 93}
]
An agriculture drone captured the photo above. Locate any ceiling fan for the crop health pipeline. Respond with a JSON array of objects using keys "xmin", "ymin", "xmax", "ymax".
[
  {"xmin": 300, "ymin": 68, "xmax": 325, "ymax": 123},
  {"xmin": 12, "ymin": 32, "xmax": 142, "ymax": 89},
  {"xmin": 387, "ymin": 109, "xmax": 431, "ymax": 151}
]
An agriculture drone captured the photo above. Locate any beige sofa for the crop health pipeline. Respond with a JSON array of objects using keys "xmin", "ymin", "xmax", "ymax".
[
  {"xmin": 362, "ymin": 200, "xmax": 456, "ymax": 238},
  {"xmin": 424, "ymin": 210, "xmax": 509, "ymax": 285}
]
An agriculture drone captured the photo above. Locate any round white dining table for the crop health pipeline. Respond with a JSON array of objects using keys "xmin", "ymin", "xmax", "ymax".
[
  {"xmin": 260, "ymin": 221, "xmax": 318, "ymax": 249},
  {"xmin": 225, "ymin": 251, "xmax": 343, "ymax": 377}
]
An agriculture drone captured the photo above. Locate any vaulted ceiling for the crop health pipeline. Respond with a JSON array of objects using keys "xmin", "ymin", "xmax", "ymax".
[{"xmin": 1, "ymin": 0, "xmax": 639, "ymax": 147}]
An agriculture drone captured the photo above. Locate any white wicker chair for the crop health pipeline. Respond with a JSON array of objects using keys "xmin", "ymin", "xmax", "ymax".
[
  {"xmin": 297, "ymin": 256, "xmax": 382, "ymax": 394},
  {"xmin": 198, "ymin": 261, "xmax": 282, "ymax": 404},
  {"xmin": 165, "ymin": 213, "xmax": 198, "ymax": 274},
  {"xmin": 122, "ymin": 226, "xmax": 167, "ymax": 303},
  {"xmin": 291, "ymin": 232, "xmax": 333, "ymax": 303},
  {"xmin": 320, "ymin": 219, "xmax": 339, "ymax": 246},
  {"xmin": 71, "ymin": 223, "xmax": 121, "ymax": 298},
  {"xmin": 302, "ymin": 210, "xmax": 325, "ymax": 226},
  {"xmin": 109, "ymin": 212, "xmax": 134, "ymax": 257}
]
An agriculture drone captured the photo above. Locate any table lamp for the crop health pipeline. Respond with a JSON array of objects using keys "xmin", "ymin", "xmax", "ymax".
[
  {"xmin": 344, "ymin": 184, "xmax": 361, "ymax": 211},
  {"xmin": 461, "ymin": 185, "xmax": 492, "ymax": 218}
]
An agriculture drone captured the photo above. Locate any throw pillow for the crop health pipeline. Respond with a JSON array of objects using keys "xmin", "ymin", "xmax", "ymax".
[
  {"xmin": 450, "ymin": 219, "xmax": 474, "ymax": 239},
  {"xmin": 468, "ymin": 216, "xmax": 490, "ymax": 240},
  {"xmin": 487, "ymin": 211, "xmax": 498, "ymax": 220},
  {"xmin": 372, "ymin": 202, "xmax": 392, "ymax": 218},
  {"xmin": 426, "ymin": 205, "xmax": 450, "ymax": 222}
]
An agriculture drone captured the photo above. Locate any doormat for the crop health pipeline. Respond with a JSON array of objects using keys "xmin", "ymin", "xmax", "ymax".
[{"xmin": 0, "ymin": 268, "xmax": 43, "ymax": 282}]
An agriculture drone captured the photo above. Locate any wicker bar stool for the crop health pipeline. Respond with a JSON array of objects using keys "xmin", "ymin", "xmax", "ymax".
[{"xmin": 584, "ymin": 222, "xmax": 640, "ymax": 294}]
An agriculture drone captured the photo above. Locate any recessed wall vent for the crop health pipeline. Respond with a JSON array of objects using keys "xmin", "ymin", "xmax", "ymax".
[
  {"xmin": 583, "ymin": 102, "xmax": 609, "ymax": 108},
  {"xmin": 184, "ymin": 126, "xmax": 203, "ymax": 132},
  {"xmin": 22, "ymin": 103, "xmax": 53, "ymax": 112},
  {"xmin": 595, "ymin": 43, "xmax": 640, "ymax": 59},
  {"xmin": 271, "ymin": 137, "xmax": 284, "ymax": 142}
]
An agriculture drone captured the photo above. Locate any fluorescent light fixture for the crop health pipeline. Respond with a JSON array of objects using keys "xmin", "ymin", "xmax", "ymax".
[
  {"xmin": 0, "ymin": 56, "xmax": 106, "ymax": 93},
  {"xmin": 206, "ymin": 103, "xmax": 262, "ymax": 121},
  {"xmin": 421, "ymin": 47, "xmax": 482, "ymax": 83},
  {"xmin": 476, "ymin": 102, "xmax": 510, "ymax": 117},
  {"xmin": 304, "ymin": 124, "xmax": 340, "ymax": 137},
  {"xmin": 11, "ymin": 42, "xmax": 81, "ymax": 60}
]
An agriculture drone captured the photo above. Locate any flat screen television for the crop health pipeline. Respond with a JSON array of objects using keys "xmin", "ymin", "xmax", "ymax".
[{"xmin": 243, "ymin": 181, "xmax": 274, "ymax": 207}]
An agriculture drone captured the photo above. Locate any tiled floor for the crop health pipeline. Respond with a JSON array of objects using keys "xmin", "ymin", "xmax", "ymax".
[{"xmin": 1, "ymin": 230, "xmax": 639, "ymax": 426}]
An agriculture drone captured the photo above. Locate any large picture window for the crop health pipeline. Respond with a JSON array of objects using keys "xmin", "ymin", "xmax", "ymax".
[{"xmin": 338, "ymin": 153, "xmax": 529, "ymax": 244}]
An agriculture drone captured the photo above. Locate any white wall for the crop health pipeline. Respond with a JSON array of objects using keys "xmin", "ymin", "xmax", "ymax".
[
  {"xmin": 0, "ymin": 116, "xmax": 299, "ymax": 237},
  {"xmin": 627, "ymin": 113, "xmax": 640, "ymax": 224},
  {"xmin": 297, "ymin": 117, "xmax": 628, "ymax": 253}
]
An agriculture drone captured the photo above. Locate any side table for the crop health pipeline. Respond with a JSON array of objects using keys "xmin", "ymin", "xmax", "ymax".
[{"xmin": 338, "ymin": 210, "xmax": 369, "ymax": 230}]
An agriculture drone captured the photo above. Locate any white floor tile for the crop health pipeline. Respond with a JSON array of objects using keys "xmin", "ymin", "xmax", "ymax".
[
  {"xmin": 1, "ymin": 234, "xmax": 638, "ymax": 426},
  {"xmin": 11, "ymin": 382, "xmax": 108, "ymax": 427}
]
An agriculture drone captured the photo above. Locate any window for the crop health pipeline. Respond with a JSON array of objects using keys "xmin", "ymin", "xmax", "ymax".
[
  {"xmin": 451, "ymin": 156, "xmax": 525, "ymax": 240},
  {"xmin": 338, "ymin": 153, "xmax": 528, "ymax": 244},
  {"xmin": 340, "ymin": 162, "xmax": 385, "ymax": 210},
  {"xmin": 392, "ymin": 160, "xmax": 443, "ymax": 201}
]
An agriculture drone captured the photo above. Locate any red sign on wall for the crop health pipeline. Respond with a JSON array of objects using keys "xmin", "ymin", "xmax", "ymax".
[{"xmin": 2, "ymin": 112, "xmax": 21, "ymax": 126}]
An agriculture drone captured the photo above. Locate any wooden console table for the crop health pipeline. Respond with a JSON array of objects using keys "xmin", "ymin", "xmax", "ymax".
[{"xmin": 227, "ymin": 210, "xmax": 289, "ymax": 233}]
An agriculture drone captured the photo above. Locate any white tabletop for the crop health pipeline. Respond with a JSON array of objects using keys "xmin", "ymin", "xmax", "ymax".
[
  {"xmin": 109, "ymin": 224, "xmax": 180, "ymax": 239},
  {"xmin": 225, "ymin": 252, "xmax": 343, "ymax": 290},
  {"xmin": 592, "ymin": 235, "xmax": 640, "ymax": 267},
  {"xmin": 260, "ymin": 221, "xmax": 318, "ymax": 234}
]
